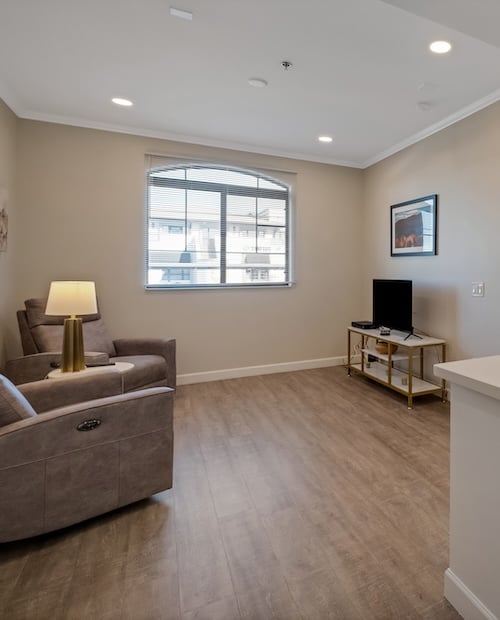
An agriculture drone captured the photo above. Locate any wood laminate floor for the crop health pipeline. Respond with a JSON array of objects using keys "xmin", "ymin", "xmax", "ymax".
[{"xmin": 0, "ymin": 367, "xmax": 462, "ymax": 619}]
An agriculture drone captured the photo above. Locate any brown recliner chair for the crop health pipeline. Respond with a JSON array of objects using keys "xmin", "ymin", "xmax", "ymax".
[
  {"xmin": 5, "ymin": 298, "xmax": 176, "ymax": 390},
  {"xmin": 0, "ymin": 372, "xmax": 174, "ymax": 543}
]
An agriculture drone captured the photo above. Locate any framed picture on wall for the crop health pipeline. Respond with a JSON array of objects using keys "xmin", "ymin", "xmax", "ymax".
[
  {"xmin": 391, "ymin": 194, "xmax": 437, "ymax": 256},
  {"xmin": 0, "ymin": 186, "xmax": 8, "ymax": 252}
]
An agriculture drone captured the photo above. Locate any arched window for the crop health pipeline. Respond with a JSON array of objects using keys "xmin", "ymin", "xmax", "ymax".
[{"xmin": 145, "ymin": 161, "xmax": 292, "ymax": 289}]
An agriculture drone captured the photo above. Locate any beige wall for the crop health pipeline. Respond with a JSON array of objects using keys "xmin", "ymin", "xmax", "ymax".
[
  {"xmin": 0, "ymin": 99, "xmax": 17, "ymax": 369},
  {"xmin": 11, "ymin": 120, "xmax": 364, "ymax": 376},
  {"xmin": 7, "ymin": 99, "xmax": 500, "ymax": 377},
  {"xmin": 363, "ymin": 101, "xmax": 500, "ymax": 362}
]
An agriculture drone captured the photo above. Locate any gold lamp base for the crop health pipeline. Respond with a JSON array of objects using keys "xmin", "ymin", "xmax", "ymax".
[{"xmin": 61, "ymin": 316, "xmax": 86, "ymax": 372}]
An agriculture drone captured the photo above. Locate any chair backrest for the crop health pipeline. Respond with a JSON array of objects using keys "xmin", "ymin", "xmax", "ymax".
[{"xmin": 18, "ymin": 299, "xmax": 117, "ymax": 357}]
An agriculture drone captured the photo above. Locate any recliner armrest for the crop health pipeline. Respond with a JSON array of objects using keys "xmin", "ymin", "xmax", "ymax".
[
  {"xmin": 113, "ymin": 338, "xmax": 176, "ymax": 388},
  {"xmin": 18, "ymin": 372, "xmax": 124, "ymax": 413},
  {"xmin": 5, "ymin": 352, "xmax": 111, "ymax": 385},
  {"xmin": 5, "ymin": 352, "xmax": 64, "ymax": 384}
]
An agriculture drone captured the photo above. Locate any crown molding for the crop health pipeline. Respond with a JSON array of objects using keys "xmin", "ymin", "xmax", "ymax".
[
  {"xmin": 11, "ymin": 86, "xmax": 500, "ymax": 170},
  {"xmin": 362, "ymin": 87, "xmax": 500, "ymax": 168},
  {"xmin": 16, "ymin": 110, "xmax": 363, "ymax": 169}
]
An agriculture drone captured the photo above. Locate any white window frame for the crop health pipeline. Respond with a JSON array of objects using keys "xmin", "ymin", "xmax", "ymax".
[{"xmin": 145, "ymin": 160, "xmax": 293, "ymax": 290}]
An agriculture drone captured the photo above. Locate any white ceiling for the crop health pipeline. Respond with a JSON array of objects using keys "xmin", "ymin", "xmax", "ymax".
[{"xmin": 1, "ymin": 0, "xmax": 500, "ymax": 168}]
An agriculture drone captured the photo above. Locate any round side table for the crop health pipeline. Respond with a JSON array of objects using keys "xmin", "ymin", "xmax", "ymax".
[{"xmin": 47, "ymin": 362, "xmax": 134, "ymax": 380}]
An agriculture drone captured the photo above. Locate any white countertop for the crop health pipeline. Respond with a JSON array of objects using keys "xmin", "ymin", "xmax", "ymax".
[{"xmin": 434, "ymin": 355, "xmax": 500, "ymax": 401}]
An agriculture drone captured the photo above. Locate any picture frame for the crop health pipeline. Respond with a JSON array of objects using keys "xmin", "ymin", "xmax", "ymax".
[
  {"xmin": 391, "ymin": 194, "xmax": 437, "ymax": 256},
  {"xmin": 0, "ymin": 186, "xmax": 8, "ymax": 253}
]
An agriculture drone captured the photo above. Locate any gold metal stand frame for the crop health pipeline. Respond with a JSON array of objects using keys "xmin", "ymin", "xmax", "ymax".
[
  {"xmin": 61, "ymin": 316, "xmax": 86, "ymax": 372},
  {"xmin": 347, "ymin": 326, "xmax": 446, "ymax": 409}
]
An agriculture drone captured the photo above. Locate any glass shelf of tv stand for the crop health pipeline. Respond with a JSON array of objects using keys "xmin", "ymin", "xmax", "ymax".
[{"xmin": 347, "ymin": 326, "xmax": 447, "ymax": 409}]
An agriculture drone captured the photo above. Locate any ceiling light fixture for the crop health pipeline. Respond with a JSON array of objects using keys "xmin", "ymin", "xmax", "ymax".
[
  {"xmin": 318, "ymin": 136, "xmax": 333, "ymax": 143},
  {"xmin": 248, "ymin": 78, "xmax": 268, "ymax": 88},
  {"xmin": 430, "ymin": 40, "xmax": 451, "ymax": 54},
  {"xmin": 170, "ymin": 7, "xmax": 193, "ymax": 20},
  {"xmin": 112, "ymin": 97, "xmax": 133, "ymax": 107}
]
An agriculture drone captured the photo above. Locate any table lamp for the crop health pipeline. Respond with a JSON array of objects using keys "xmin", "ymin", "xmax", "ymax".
[{"xmin": 45, "ymin": 281, "xmax": 98, "ymax": 372}]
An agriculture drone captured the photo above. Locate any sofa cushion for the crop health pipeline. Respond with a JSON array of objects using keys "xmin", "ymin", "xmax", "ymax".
[
  {"xmin": 111, "ymin": 355, "xmax": 168, "ymax": 391},
  {"xmin": 30, "ymin": 325, "xmax": 63, "ymax": 352},
  {"xmin": 30, "ymin": 318, "xmax": 116, "ymax": 357},
  {"xmin": 25, "ymin": 298, "xmax": 116, "ymax": 357},
  {"xmin": 0, "ymin": 374, "xmax": 37, "ymax": 427},
  {"xmin": 25, "ymin": 298, "xmax": 101, "ymax": 328},
  {"xmin": 81, "ymin": 320, "xmax": 116, "ymax": 356}
]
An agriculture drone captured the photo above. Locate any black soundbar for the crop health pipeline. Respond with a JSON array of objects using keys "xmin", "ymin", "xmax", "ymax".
[{"xmin": 351, "ymin": 321, "xmax": 375, "ymax": 329}]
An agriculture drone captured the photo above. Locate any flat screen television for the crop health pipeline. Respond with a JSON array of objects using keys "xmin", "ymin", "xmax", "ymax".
[{"xmin": 372, "ymin": 279, "xmax": 412, "ymax": 333}]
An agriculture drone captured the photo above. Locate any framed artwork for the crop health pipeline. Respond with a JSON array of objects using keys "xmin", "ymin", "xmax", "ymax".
[
  {"xmin": 0, "ymin": 186, "xmax": 7, "ymax": 252},
  {"xmin": 391, "ymin": 194, "xmax": 437, "ymax": 256}
]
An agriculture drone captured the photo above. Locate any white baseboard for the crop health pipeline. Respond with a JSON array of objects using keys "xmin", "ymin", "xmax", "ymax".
[
  {"xmin": 444, "ymin": 569, "xmax": 498, "ymax": 620},
  {"xmin": 177, "ymin": 355, "xmax": 347, "ymax": 385}
]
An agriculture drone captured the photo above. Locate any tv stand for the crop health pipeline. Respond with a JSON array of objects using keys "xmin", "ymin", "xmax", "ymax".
[{"xmin": 347, "ymin": 326, "xmax": 446, "ymax": 409}]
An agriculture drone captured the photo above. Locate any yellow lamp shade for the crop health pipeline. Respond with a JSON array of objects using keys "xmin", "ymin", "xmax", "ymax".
[
  {"xmin": 45, "ymin": 281, "xmax": 98, "ymax": 372},
  {"xmin": 45, "ymin": 281, "xmax": 97, "ymax": 317}
]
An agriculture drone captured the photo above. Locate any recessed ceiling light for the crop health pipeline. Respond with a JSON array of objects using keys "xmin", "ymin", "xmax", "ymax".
[
  {"xmin": 248, "ymin": 78, "xmax": 268, "ymax": 88},
  {"xmin": 112, "ymin": 97, "xmax": 133, "ymax": 107},
  {"xmin": 170, "ymin": 7, "xmax": 193, "ymax": 20},
  {"xmin": 318, "ymin": 135, "xmax": 333, "ymax": 143},
  {"xmin": 430, "ymin": 40, "xmax": 451, "ymax": 54}
]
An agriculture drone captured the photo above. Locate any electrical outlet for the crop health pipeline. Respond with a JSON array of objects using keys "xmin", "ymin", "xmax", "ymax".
[{"xmin": 472, "ymin": 281, "xmax": 485, "ymax": 297}]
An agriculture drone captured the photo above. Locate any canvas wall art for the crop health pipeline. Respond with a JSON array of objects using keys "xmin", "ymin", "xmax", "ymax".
[{"xmin": 391, "ymin": 194, "xmax": 437, "ymax": 256}]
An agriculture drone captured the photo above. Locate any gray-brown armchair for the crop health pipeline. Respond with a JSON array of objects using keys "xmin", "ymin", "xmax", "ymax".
[
  {"xmin": 0, "ymin": 372, "xmax": 174, "ymax": 543},
  {"xmin": 5, "ymin": 298, "xmax": 176, "ymax": 390}
]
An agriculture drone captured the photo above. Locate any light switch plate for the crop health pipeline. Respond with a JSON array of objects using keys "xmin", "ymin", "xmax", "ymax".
[{"xmin": 472, "ymin": 281, "xmax": 485, "ymax": 297}]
